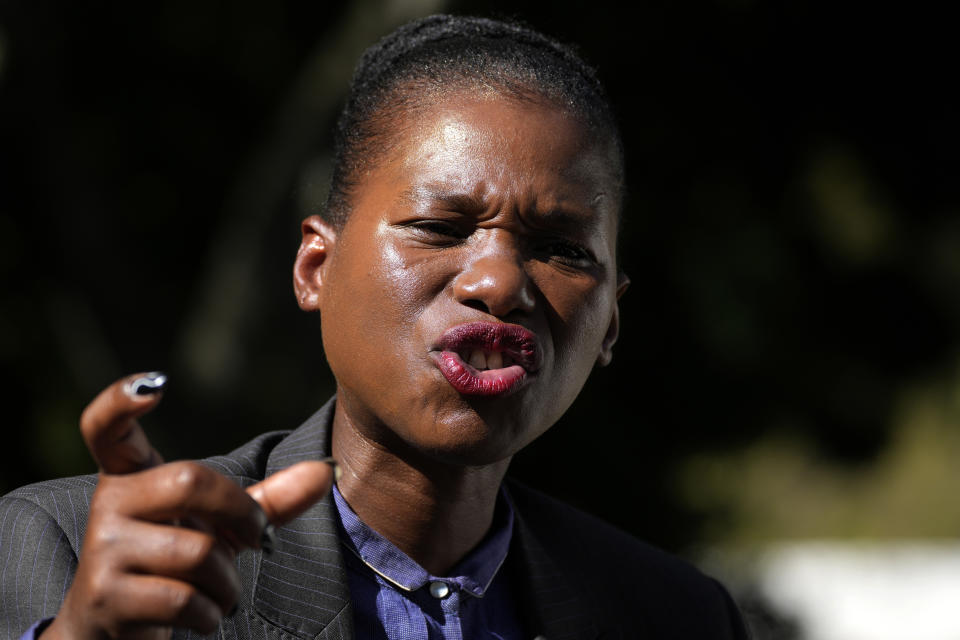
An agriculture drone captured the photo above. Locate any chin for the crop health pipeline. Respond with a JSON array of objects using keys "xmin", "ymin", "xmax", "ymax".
[{"xmin": 411, "ymin": 408, "xmax": 543, "ymax": 467}]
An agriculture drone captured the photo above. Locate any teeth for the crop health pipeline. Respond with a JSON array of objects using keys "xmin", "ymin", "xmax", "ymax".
[
  {"xmin": 462, "ymin": 349, "xmax": 506, "ymax": 371},
  {"xmin": 468, "ymin": 349, "xmax": 487, "ymax": 370}
]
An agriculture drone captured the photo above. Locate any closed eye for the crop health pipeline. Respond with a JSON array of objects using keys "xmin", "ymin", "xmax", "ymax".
[
  {"xmin": 537, "ymin": 238, "xmax": 596, "ymax": 267},
  {"xmin": 406, "ymin": 220, "xmax": 470, "ymax": 244}
]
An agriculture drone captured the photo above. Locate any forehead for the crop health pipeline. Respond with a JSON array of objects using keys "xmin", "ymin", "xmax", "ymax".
[{"xmin": 380, "ymin": 94, "xmax": 622, "ymax": 226}]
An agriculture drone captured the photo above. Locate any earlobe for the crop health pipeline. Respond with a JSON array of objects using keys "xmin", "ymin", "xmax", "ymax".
[
  {"xmin": 293, "ymin": 215, "xmax": 337, "ymax": 312},
  {"xmin": 596, "ymin": 271, "xmax": 630, "ymax": 367}
]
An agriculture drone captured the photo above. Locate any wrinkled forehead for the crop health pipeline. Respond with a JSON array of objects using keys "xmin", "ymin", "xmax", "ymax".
[{"xmin": 391, "ymin": 93, "xmax": 623, "ymax": 223}]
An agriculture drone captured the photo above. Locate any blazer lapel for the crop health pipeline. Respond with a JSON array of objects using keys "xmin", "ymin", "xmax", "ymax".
[
  {"xmin": 240, "ymin": 400, "xmax": 601, "ymax": 640},
  {"xmin": 251, "ymin": 399, "xmax": 355, "ymax": 640},
  {"xmin": 510, "ymin": 497, "xmax": 601, "ymax": 640}
]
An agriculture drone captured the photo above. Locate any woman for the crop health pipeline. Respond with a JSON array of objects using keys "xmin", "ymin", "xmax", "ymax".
[{"xmin": 1, "ymin": 15, "xmax": 748, "ymax": 640}]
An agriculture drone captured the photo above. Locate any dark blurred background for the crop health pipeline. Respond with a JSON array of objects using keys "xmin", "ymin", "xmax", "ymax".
[{"xmin": 2, "ymin": 0, "xmax": 959, "ymax": 564}]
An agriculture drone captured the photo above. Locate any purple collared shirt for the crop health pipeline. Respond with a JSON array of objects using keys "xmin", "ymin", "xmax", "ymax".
[
  {"xmin": 332, "ymin": 484, "xmax": 525, "ymax": 639},
  {"xmin": 17, "ymin": 619, "xmax": 50, "ymax": 640}
]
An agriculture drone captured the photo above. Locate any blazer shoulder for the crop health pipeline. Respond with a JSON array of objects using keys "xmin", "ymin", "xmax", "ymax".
[
  {"xmin": 199, "ymin": 428, "xmax": 291, "ymax": 487},
  {"xmin": 506, "ymin": 479, "xmax": 689, "ymax": 571},
  {"xmin": 506, "ymin": 480, "xmax": 750, "ymax": 639},
  {"xmin": 0, "ymin": 428, "xmax": 298, "ymax": 640},
  {"xmin": 1, "ymin": 428, "xmax": 293, "ymax": 546},
  {"xmin": 0, "ymin": 494, "xmax": 83, "ymax": 638},
  {"xmin": 3, "ymin": 475, "xmax": 98, "ymax": 554}
]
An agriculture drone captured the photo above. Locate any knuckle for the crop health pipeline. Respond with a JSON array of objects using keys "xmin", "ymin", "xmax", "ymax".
[
  {"xmin": 89, "ymin": 520, "xmax": 120, "ymax": 548},
  {"xmin": 84, "ymin": 564, "xmax": 114, "ymax": 611},
  {"xmin": 167, "ymin": 461, "xmax": 211, "ymax": 495},
  {"xmin": 161, "ymin": 582, "xmax": 220, "ymax": 632},
  {"xmin": 88, "ymin": 488, "xmax": 107, "ymax": 514},
  {"xmin": 155, "ymin": 527, "xmax": 184, "ymax": 560},
  {"xmin": 184, "ymin": 533, "xmax": 218, "ymax": 565},
  {"xmin": 89, "ymin": 483, "xmax": 134, "ymax": 528},
  {"xmin": 90, "ymin": 477, "xmax": 120, "ymax": 510},
  {"xmin": 84, "ymin": 507, "xmax": 122, "ymax": 551},
  {"xmin": 162, "ymin": 580, "xmax": 196, "ymax": 616}
]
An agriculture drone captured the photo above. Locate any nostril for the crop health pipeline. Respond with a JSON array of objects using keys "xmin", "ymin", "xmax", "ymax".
[{"xmin": 461, "ymin": 299, "xmax": 489, "ymax": 313}]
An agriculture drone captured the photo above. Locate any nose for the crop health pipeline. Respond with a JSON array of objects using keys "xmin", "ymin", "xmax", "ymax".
[{"xmin": 452, "ymin": 233, "xmax": 536, "ymax": 318}]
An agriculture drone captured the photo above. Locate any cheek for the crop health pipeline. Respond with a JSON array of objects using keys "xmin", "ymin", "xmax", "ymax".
[
  {"xmin": 332, "ymin": 226, "xmax": 436, "ymax": 322},
  {"xmin": 328, "ymin": 233, "xmax": 454, "ymax": 374},
  {"xmin": 374, "ymin": 240, "xmax": 445, "ymax": 319},
  {"xmin": 536, "ymin": 271, "xmax": 614, "ymax": 365}
]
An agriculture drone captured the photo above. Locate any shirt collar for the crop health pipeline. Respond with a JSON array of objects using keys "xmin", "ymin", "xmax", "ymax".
[{"xmin": 332, "ymin": 483, "xmax": 514, "ymax": 598}]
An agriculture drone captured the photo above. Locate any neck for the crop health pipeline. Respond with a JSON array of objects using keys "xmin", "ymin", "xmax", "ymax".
[{"xmin": 330, "ymin": 407, "xmax": 510, "ymax": 576}]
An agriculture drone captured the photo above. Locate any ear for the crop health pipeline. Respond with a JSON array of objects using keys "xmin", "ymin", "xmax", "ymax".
[
  {"xmin": 293, "ymin": 215, "xmax": 337, "ymax": 312},
  {"xmin": 596, "ymin": 271, "xmax": 630, "ymax": 367}
]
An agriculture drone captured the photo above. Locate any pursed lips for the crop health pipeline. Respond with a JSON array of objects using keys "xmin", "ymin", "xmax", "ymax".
[{"xmin": 430, "ymin": 321, "xmax": 541, "ymax": 396}]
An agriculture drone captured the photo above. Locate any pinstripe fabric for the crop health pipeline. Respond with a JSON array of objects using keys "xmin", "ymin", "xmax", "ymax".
[
  {"xmin": 1, "ymin": 398, "xmax": 748, "ymax": 640},
  {"xmin": 1, "ymin": 479, "xmax": 93, "ymax": 639},
  {"xmin": 0, "ymin": 400, "xmax": 353, "ymax": 640},
  {"xmin": 251, "ymin": 401, "xmax": 353, "ymax": 639}
]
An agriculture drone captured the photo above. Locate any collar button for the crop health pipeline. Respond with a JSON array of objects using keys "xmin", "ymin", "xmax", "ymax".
[{"xmin": 429, "ymin": 581, "xmax": 451, "ymax": 599}]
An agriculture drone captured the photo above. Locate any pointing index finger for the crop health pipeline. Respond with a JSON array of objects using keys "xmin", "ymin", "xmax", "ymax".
[{"xmin": 80, "ymin": 372, "xmax": 167, "ymax": 475}]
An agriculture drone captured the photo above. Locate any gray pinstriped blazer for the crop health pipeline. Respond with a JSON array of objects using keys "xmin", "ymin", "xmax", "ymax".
[{"xmin": 0, "ymin": 399, "xmax": 749, "ymax": 640}]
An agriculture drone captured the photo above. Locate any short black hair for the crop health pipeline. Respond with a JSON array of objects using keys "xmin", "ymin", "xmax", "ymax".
[{"xmin": 323, "ymin": 14, "xmax": 623, "ymax": 228}]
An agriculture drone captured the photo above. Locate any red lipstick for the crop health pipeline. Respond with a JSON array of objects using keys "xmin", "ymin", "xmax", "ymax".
[{"xmin": 431, "ymin": 322, "xmax": 541, "ymax": 396}]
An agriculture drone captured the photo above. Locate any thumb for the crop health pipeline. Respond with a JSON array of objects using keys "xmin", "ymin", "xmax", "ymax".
[{"xmin": 246, "ymin": 460, "xmax": 335, "ymax": 527}]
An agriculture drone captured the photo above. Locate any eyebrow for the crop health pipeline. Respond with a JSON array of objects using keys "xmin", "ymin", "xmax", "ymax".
[
  {"xmin": 399, "ymin": 186, "xmax": 487, "ymax": 214},
  {"xmin": 400, "ymin": 185, "xmax": 605, "ymax": 231}
]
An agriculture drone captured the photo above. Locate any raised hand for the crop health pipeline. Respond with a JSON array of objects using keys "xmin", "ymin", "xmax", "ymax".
[{"xmin": 41, "ymin": 373, "xmax": 334, "ymax": 640}]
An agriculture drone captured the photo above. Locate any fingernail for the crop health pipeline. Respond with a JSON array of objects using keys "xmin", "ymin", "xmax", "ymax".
[
  {"xmin": 125, "ymin": 372, "xmax": 167, "ymax": 397},
  {"xmin": 261, "ymin": 523, "xmax": 277, "ymax": 554}
]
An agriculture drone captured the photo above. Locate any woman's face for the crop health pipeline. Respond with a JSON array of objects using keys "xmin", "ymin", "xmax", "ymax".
[{"xmin": 296, "ymin": 92, "xmax": 627, "ymax": 465}]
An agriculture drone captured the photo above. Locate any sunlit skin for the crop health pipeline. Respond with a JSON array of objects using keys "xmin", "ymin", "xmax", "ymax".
[
  {"xmin": 293, "ymin": 92, "xmax": 629, "ymax": 574},
  {"xmin": 40, "ymin": 91, "xmax": 629, "ymax": 640}
]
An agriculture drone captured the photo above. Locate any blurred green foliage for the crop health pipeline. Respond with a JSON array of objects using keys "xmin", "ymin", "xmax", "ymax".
[
  {"xmin": 682, "ymin": 372, "xmax": 960, "ymax": 542},
  {"xmin": 0, "ymin": 0, "xmax": 957, "ymax": 552}
]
